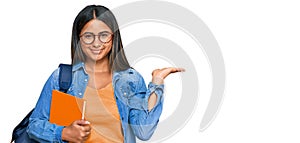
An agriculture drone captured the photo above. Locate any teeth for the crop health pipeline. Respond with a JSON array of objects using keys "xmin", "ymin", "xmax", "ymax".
[
  {"xmin": 90, "ymin": 48, "xmax": 104, "ymax": 54},
  {"xmin": 92, "ymin": 50, "xmax": 101, "ymax": 54}
]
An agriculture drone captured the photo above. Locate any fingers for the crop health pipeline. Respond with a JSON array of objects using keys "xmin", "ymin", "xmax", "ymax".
[
  {"xmin": 165, "ymin": 67, "xmax": 185, "ymax": 73},
  {"xmin": 152, "ymin": 67, "xmax": 185, "ymax": 75},
  {"xmin": 82, "ymin": 124, "xmax": 91, "ymax": 132},
  {"xmin": 153, "ymin": 67, "xmax": 185, "ymax": 77},
  {"xmin": 71, "ymin": 120, "xmax": 91, "ymax": 141},
  {"xmin": 75, "ymin": 120, "xmax": 90, "ymax": 126},
  {"xmin": 168, "ymin": 67, "xmax": 185, "ymax": 73},
  {"xmin": 76, "ymin": 120, "xmax": 91, "ymax": 133},
  {"xmin": 151, "ymin": 67, "xmax": 185, "ymax": 84},
  {"xmin": 81, "ymin": 129, "xmax": 91, "ymax": 140},
  {"xmin": 174, "ymin": 67, "xmax": 185, "ymax": 72}
]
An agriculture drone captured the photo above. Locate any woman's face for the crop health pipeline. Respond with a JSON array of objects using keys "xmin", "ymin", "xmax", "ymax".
[{"xmin": 80, "ymin": 19, "xmax": 113, "ymax": 62}]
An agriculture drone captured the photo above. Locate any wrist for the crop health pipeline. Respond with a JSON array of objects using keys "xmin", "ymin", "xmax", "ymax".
[
  {"xmin": 152, "ymin": 76, "xmax": 164, "ymax": 84},
  {"xmin": 61, "ymin": 127, "xmax": 69, "ymax": 141}
]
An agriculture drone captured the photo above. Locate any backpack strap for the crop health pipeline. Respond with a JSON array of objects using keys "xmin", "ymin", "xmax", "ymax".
[
  {"xmin": 58, "ymin": 63, "xmax": 73, "ymax": 93},
  {"xmin": 11, "ymin": 63, "xmax": 73, "ymax": 142}
]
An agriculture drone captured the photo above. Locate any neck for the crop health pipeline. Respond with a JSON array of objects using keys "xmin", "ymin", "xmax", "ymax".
[{"xmin": 85, "ymin": 57, "xmax": 110, "ymax": 73}]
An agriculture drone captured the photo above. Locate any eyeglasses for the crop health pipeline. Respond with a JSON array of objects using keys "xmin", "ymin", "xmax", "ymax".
[{"xmin": 80, "ymin": 32, "xmax": 113, "ymax": 44}]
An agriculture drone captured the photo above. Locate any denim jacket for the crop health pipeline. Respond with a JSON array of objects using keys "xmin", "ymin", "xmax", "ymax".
[{"xmin": 27, "ymin": 62, "xmax": 164, "ymax": 143}]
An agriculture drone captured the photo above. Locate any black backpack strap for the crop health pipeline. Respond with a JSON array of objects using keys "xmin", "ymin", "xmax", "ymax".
[{"xmin": 58, "ymin": 63, "xmax": 73, "ymax": 93}]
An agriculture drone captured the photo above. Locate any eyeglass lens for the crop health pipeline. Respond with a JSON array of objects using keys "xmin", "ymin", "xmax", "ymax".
[{"xmin": 81, "ymin": 32, "xmax": 112, "ymax": 44}]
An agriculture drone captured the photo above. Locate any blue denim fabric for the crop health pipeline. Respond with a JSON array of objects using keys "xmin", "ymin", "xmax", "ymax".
[{"xmin": 27, "ymin": 62, "xmax": 164, "ymax": 143}]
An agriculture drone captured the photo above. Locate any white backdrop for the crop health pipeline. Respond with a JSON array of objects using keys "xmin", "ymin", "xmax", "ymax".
[{"xmin": 1, "ymin": 0, "xmax": 299, "ymax": 142}]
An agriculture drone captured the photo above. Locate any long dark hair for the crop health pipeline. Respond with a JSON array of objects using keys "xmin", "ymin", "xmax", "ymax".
[{"xmin": 71, "ymin": 5, "xmax": 130, "ymax": 71}]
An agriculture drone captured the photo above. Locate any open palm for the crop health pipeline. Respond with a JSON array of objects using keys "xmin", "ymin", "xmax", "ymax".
[{"xmin": 151, "ymin": 67, "xmax": 185, "ymax": 84}]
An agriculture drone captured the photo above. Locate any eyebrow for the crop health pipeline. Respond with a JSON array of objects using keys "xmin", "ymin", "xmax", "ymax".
[
  {"xmin": 82, "ymin": 31, "xmax": 112, "ymax": 35},
  {"xmin": 99, "ymin": 31, "xmax": 112, "ymax": 34}
]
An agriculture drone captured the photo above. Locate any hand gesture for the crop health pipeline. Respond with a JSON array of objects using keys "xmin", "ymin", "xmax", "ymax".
[
  {"xmin": 62, "ymin": 120, "xmax": 91, "ymax": 143},
  {"xmin": 152, "ymin": 67, "xmax": 185, "ymax": 84}
]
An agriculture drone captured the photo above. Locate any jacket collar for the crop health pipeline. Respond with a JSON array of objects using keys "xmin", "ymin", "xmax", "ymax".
[{"xmin": 72, "ymin": 62, "xmax": 134, "ymax": 76}]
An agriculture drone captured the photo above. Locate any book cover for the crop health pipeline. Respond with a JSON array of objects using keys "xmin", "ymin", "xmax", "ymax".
[{"xmin": 49, "ymin": 90, "xmax": 86, "ymax": 126}]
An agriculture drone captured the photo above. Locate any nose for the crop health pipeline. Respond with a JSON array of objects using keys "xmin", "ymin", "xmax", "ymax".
[
  {"xmin": 93, "ymin": 36, "xmax": 102, "ymax": 48},
  {"xmin": 93, "ymin": 43, "xmax": 101, "ymax": 48}
]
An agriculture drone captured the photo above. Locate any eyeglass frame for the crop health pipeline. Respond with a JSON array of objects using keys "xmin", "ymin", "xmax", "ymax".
[{"xmin": 79, "ymin": 31, "xmax": 114, "ymax": 45}]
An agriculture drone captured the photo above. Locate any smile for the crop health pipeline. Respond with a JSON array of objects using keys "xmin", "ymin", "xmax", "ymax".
[{"xmin": 90, "ymin": 48, "xmax": 104, "ymax": 54}]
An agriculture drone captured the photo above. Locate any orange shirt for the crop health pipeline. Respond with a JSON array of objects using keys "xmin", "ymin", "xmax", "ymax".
[{"xmin": 83, "ymin": 83, "xmax": 124, "ymax": 143}]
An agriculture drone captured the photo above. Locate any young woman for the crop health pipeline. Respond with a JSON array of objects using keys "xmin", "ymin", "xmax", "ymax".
[{"xmin": 27, "ymin": 5, "xmax": 184, "ymax": 143}]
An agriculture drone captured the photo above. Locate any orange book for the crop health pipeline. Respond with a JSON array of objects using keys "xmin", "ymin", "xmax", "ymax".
[{"xmin": 49, "ymin": 90, "xmax": 86, "ymax": 126}]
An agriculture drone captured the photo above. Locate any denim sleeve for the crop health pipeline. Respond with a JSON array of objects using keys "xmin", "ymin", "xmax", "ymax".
[
  {"xmin": 27, "ymin": 69, "xmax": 67, "ymax": 143},
  {"xmin": 128, "ymin": 73, "xmax": 164, "ymax": 141}
]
